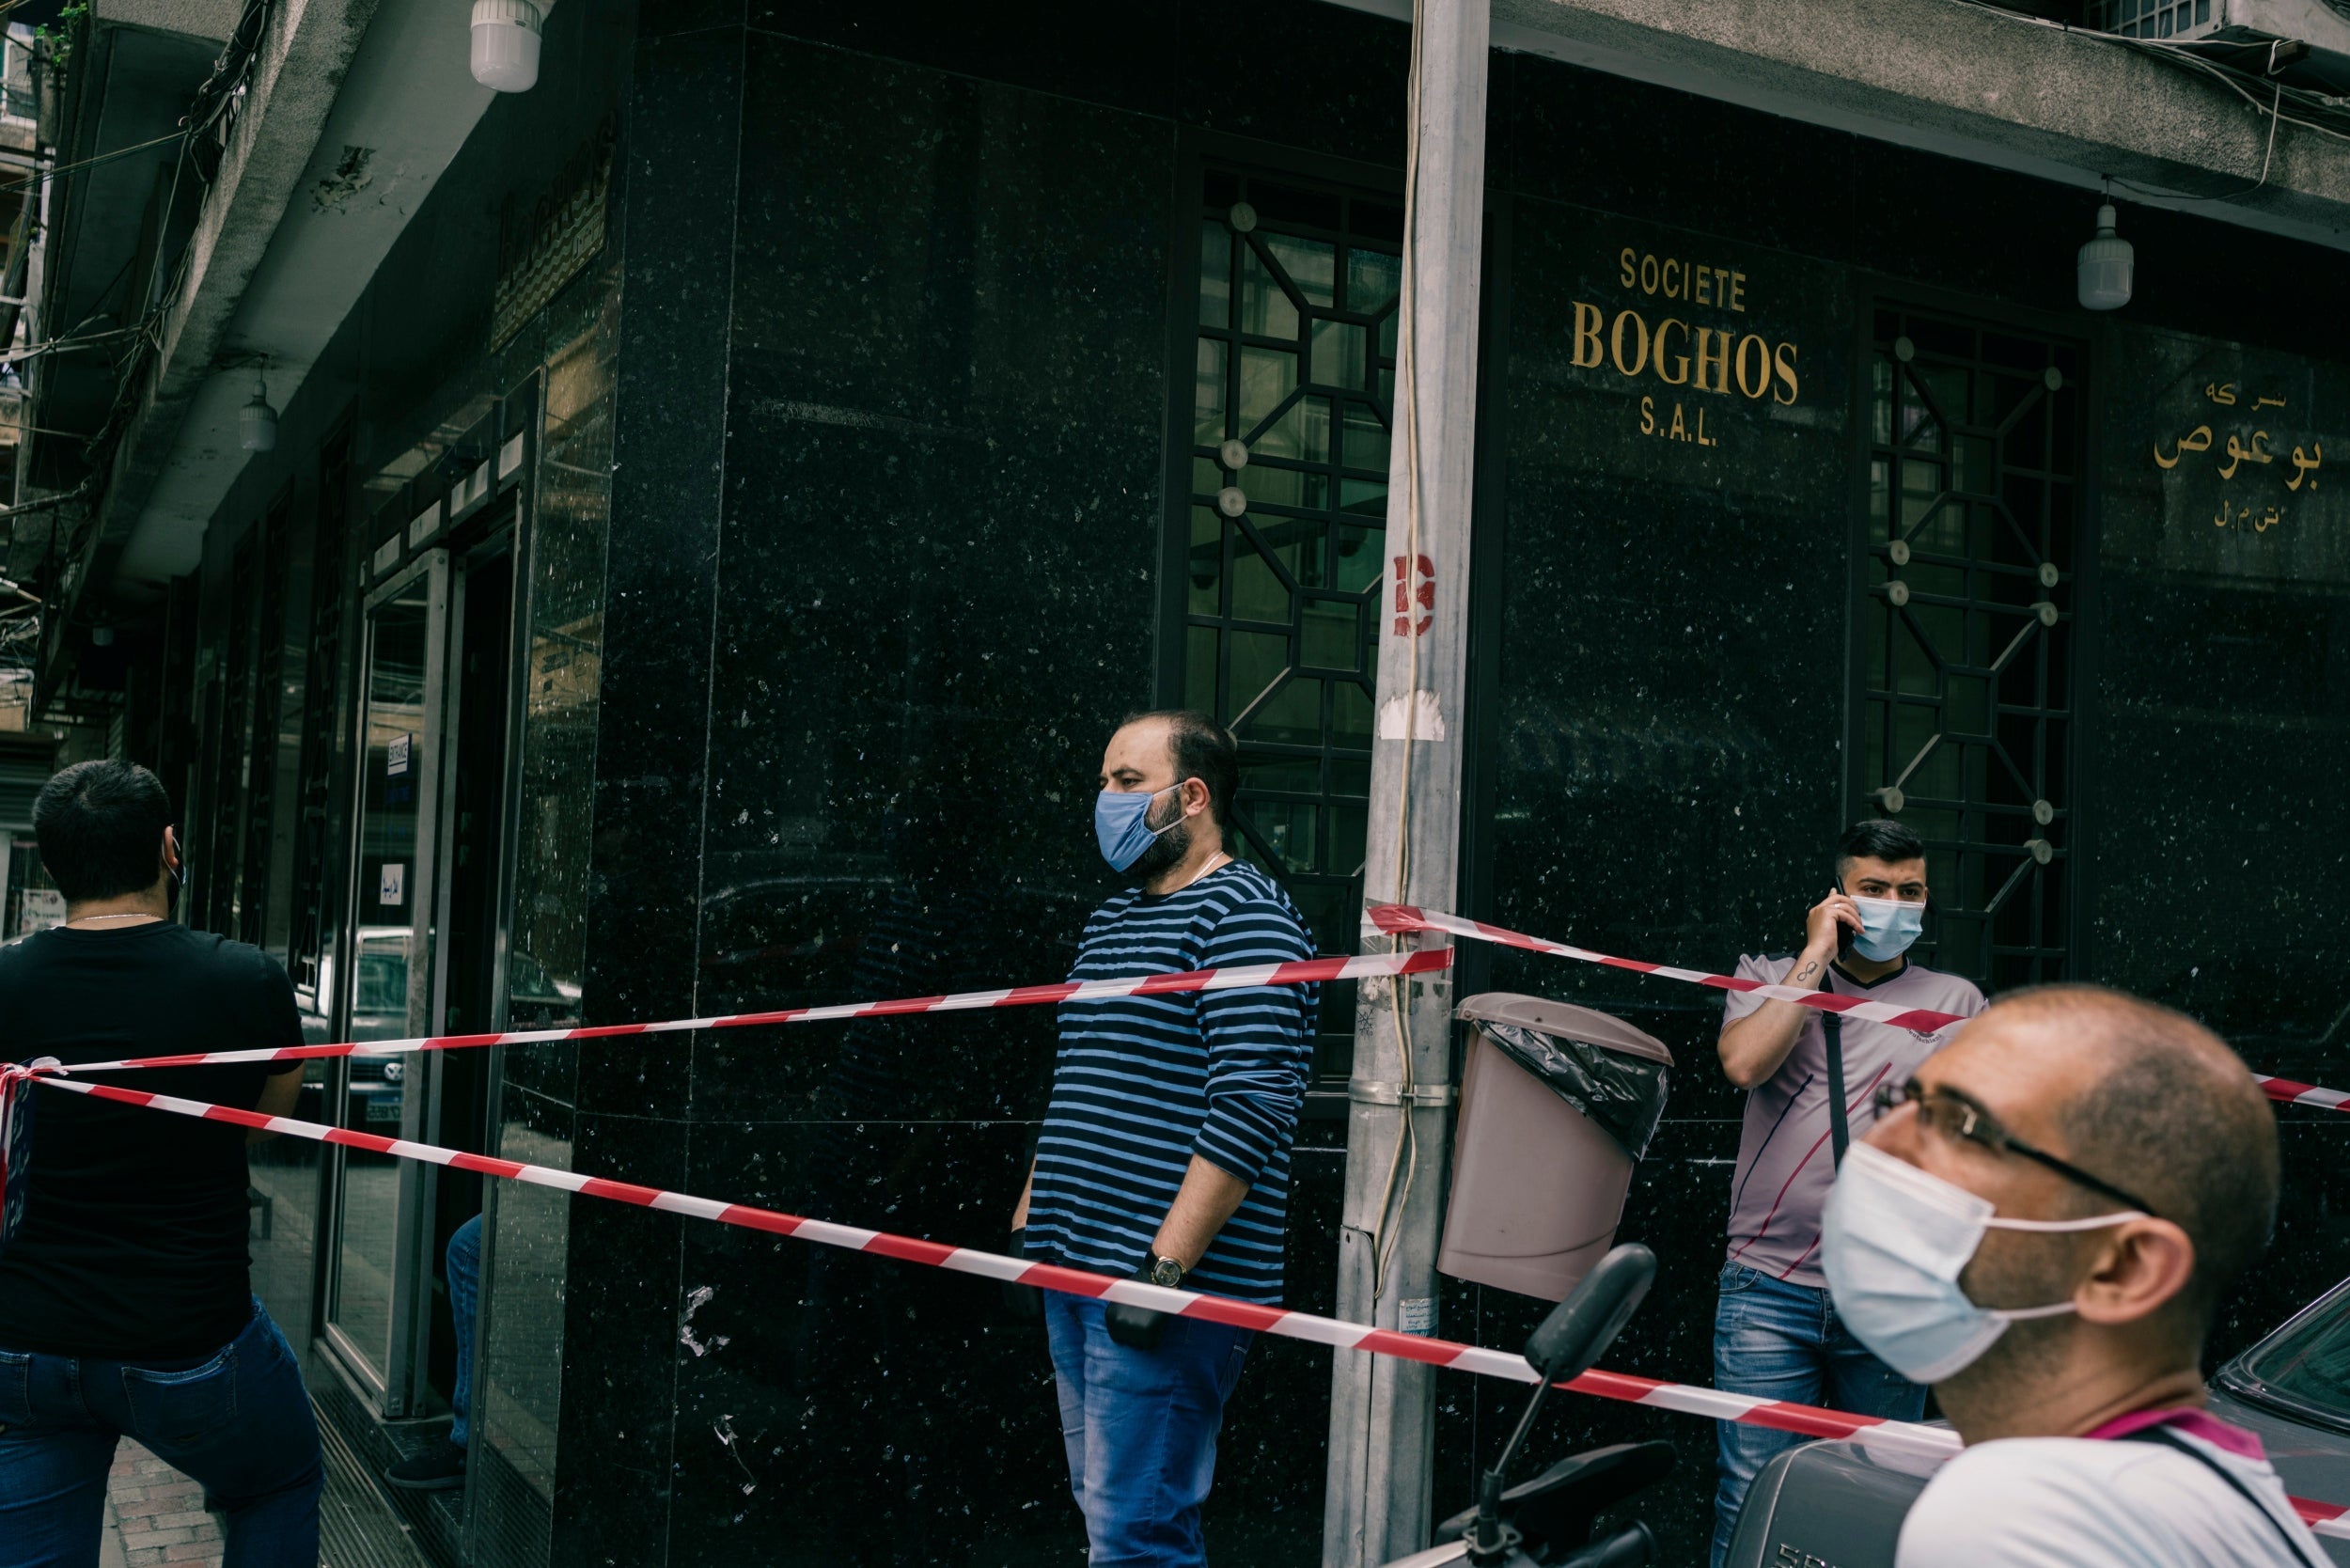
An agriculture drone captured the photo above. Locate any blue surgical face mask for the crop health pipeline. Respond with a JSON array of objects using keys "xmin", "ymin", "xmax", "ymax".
[
  {"xmin": 1821, "ymin": 1142, "xmax": 2141, "ymax": 1384},
  {"xmin": 1849, "ymin": 894, "xmax": 1924, "ymax": 963},
  {"xmin": 1094, "ymin": 784, "xmax": 1181, "ymax": 872}
]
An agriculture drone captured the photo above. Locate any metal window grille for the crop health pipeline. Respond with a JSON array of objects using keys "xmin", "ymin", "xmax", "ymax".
[
  {"xmin": 1857, "ymin": 306, "xmax": 2084, "ymax": 990},
  {"xmin": 1179, "ymin": 169, "xmax": 1402, "ymax": 1082},
  {"xmin": 0, "ymin": 40, "xmax": 33, "ymax": 124}
]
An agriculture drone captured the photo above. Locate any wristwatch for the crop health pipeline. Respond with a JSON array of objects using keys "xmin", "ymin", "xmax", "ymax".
[{"xmin": 1148, "ymin": 1254, "xmax": 1185, "ymax": 1288}]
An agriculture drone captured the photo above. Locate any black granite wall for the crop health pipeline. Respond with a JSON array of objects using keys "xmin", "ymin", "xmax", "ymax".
[{"xmin": 555, "ymin": 4, "xmax": 2350, "ymax": 1564}]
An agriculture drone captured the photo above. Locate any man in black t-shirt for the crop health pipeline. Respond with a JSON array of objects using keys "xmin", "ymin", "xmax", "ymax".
[{"xmin": 0, "ymin": 760, "xmax": 320, "ymax": 1567}]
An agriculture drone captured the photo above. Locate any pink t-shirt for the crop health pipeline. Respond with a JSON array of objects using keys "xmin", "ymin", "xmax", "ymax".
[{"xmin": 1720, "ymin": 954, "xmax": 1983, "ymax": 1287}]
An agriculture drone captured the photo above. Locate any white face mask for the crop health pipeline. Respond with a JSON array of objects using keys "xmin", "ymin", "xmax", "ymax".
[
  {"xmin": 1847, "ymin": 894, "xmax": 1924, "ymax": 963},
  {"xmin": 1821, "ymin": 1142, "xmax": 2146, "ymax": 1384}
]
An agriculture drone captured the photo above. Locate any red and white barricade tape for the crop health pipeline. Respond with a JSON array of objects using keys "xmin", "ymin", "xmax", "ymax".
[
  {"xmin": 2251, "ymin": 1077, "xmax": 2350, "ymax": 1114},
  {"xmin": 56, "ymin": 948, "xmax": 1453, "ymax": 1075},
  {"xmin": 1371, "ymin": 904, "xmax": 2350, "ymax": 1121},
  {"xmin": 32, "ymin": 1073, "xmax": 2350, "ymax": 1540},
  {"xmin": 1367, "ymin": 904, "xmax": 1972, "ymax": 1031}
]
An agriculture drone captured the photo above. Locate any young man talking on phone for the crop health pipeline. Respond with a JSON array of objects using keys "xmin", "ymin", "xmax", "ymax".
[{"xmin": 1706, "ymin": 819, "xmax": 1986, "ymax": 1566}]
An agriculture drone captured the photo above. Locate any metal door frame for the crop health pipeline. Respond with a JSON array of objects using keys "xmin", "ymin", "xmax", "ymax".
[
  {"xmin": 428, "ymin": 523, "xmax": 521, "ymax": 1052},
  {"xmin": 321, "ymin": 547, "xmax": 450, "ymax": 1415}
]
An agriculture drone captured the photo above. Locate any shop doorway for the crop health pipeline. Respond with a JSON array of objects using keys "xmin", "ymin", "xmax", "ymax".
[{"xmin": 321, "ymin": 525, "xmax": 517, "ymax": 1423}]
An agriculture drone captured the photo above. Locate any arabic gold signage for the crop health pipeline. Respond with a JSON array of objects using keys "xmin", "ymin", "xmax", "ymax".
[
  {"xmin": 1570, "ymin": 244, "xmax": 1805, "ymax": 448},
  {"xmin": 2152, "ymin": 379, "xmax": 2323, "ymax": 536},
  {"xmin": 493, "ymin": 112, "xmax": 618, "ymax": 352}
]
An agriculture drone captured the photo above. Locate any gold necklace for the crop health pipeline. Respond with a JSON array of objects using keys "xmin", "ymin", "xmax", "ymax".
[{"xmin": 1173, "ymin": 852, "xmax": 1233, "ymax": 892}]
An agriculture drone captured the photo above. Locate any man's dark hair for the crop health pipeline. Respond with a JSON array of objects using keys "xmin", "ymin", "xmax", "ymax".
[
  {"xmin": 33, "ymin": 760, "xmax": 174, "ymax": 903},
  {"xmin": 1123, "ymin": 710, "xmax": 1240, "ymax": 833},
  {"xmin": 1834, "ymin": 818, "xmax": 1925, "ymax": 882},
  {"xmin": 2005, "ymin": 984, "xmax": 2280, "ymax": 1343}
]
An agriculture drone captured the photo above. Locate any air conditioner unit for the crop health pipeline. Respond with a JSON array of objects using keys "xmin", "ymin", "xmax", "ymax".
[
  {"xmin": 2093, "ymin": 0, "xmax": 2221, "ymax": 39},
  {"xmin": 2092, "ymin": 0, "xmax": 2350, "ymax": 94}
]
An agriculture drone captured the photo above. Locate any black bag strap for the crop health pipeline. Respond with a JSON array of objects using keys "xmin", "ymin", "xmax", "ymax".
[
  {"xmin": 2118, "ymin": 1426, "xmax": 2327, "ymax": 1567},
  {"xmin": 1818, "ymin": 972, "xmax": 1850, "ymax": 1168}
]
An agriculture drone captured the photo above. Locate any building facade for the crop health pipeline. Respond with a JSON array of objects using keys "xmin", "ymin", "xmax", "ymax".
[{"xmin": 20, "ymin": 1, "xmax": 2350, "ymax": 1564}]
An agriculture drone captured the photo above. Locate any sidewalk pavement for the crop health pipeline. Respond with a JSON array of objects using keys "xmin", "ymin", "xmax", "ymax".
[{"xmin": 102, "ymin": 1438, "xmax": 225, "ymax": 1568}]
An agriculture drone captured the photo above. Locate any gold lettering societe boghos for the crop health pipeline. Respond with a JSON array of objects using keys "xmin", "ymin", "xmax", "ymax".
[{"xmin": 1567, "ymin": 246, "xmax": 1804, "ymax": 447}]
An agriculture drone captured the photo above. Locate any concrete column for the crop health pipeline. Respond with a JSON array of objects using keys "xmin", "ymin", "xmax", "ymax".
[{"xmin": 1322, "ymin": 3, "xmax": 1490, "ymax": 1565}]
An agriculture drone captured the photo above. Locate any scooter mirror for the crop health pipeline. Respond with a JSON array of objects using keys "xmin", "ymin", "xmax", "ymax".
[{"xmin": 1523, "ymin": 1244, "xmax": 1655, "ymax": 1384}]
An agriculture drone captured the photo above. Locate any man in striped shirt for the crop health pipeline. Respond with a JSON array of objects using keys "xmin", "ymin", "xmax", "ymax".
[{"xmin": 1011, "ymin": 710, "xmax": 1316, "ymax": 1568}]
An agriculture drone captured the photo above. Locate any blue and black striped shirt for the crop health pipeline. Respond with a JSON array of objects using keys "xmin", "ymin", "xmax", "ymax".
[{"xmin": 1025, "ymin": 862, "xmax": 1317, "ymax": 1305}]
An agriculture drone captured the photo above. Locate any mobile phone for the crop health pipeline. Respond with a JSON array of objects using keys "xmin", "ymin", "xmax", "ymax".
[{"xmin": 1833, "ymin": 883, "xmax": 1855, "ymax": 957}]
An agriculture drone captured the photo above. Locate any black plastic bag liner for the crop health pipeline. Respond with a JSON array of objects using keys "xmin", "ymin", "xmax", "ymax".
[
  {"xmin": 0, "ymin": 1064, "xmax": 37, "ymax": 1261},
  {"xmin": 1464, "ymin": 1000, "xmax": 1672, "ymax": 1162}
]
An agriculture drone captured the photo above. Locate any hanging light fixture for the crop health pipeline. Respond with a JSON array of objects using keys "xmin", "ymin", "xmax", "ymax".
[
  {"xmin": 471, "ymin": 0, "xmax": 543, "ymax": 93},
  {"xmin": 2076, "ymin": 199, "xmax": 2133, "ymax": 311},
  {"xmin": 240, "ymin": 362, "xmax": 276, "ymax": 452}
]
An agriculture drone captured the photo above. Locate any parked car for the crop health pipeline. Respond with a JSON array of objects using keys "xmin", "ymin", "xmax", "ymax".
[
  {"xmin": 342, "ymin": 926, "xmax": 414, "ymax": 1127},
  {"xmin": 312, "ymin": 927, "xmax": 582, "ymax": 1122},
  {"xmin": 1727, "ymin": 1277, "xmax": 2350, "ymax": 1565}
]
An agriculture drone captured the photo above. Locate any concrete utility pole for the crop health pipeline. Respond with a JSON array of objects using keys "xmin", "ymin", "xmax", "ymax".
[{"xmin": 1322, "ymin": 3, "xmax": 1490, "ymax": 1565}]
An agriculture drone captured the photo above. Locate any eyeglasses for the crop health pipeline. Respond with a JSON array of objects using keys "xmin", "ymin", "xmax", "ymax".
[{"xmin": 1872, "ymin": 1077, "xmax": 2161, "ymax": 1218}]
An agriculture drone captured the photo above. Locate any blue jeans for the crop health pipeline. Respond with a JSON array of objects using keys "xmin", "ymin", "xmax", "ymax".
[
  {"xmin": 1711, "ymin": 1262, "xmax": 1923, "ymax": 1568},
  {"xmin": 447, "ymin": 1214, "xmax": 483, "ymax": 1450},
  {"xmin": 1042, "ymin": 1293, "xmax": 1252, "ymax": 1567},
  {"xmin": 0, "ymin": 1299, "xmax": 321, "ymax": 1568}
]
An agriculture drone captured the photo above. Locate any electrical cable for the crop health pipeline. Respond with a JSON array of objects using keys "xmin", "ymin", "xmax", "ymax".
[
  {"xmin": 2098, "ymin": 49, "xmax": 2288, "ymax": 204},
  {"xmin": 184, "ymin": 0, "xmax": 273, "ymax": 186},
  {"xmin": 0, "ymin": 323, "xmax": 144, "ymax": 367},
  {"xmin": 0, "ymin": 479, "xmax": 88, "ymax": 522},
  {"xmin": 0, "ymin": 129, "xmax": 184, "ymax": 202},
  {"xmin": 1369, "ymin": 0, "xmax": 1429, "ymax": 1305}
]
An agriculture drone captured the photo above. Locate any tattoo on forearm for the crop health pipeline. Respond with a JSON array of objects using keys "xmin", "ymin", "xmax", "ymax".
[{"xmin": 1794, "ymin": 961, "xmax": 1821, "ymax": 985}]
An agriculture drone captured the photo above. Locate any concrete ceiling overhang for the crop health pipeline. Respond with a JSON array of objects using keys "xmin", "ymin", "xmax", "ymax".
[
  {"xmin": 71, "ymin": 0, "xmax": 553, "ymax": 608},
  {"xmin": 1329, "ymin": 0, "xmax": 2350, "ymax": 252},
  {"xmin": 37, "ymin": 22, "xmax": 221, "ymax": 440},
  {"xmin": 97, "ymin": 1, "xmax": 242, "ymax": 40}
]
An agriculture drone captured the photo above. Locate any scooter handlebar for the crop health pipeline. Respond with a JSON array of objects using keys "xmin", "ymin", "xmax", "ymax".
[{"xmin": 1524, "ymin": 1245, "xmax": 1656, "ymax": 1384}]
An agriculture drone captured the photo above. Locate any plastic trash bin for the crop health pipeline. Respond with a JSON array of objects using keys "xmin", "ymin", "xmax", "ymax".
[{"xmin": 1436, "ymin": 993, "xmax": 1673, "ymax": 1303}]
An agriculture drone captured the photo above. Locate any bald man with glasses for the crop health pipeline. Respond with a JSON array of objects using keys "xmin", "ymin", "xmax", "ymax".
[{"xmin": 1822, "ymin": 985, "xmax": 2325, "ymax": 1568}]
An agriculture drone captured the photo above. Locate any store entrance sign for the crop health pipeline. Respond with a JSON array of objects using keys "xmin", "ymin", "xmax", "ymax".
[{"xmin": 1566, "ymin": 240, "xmax": 1809, "ymax": 449}]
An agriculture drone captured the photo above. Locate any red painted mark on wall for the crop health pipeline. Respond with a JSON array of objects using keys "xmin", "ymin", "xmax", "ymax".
[{"xmin": 1392, "ymin": 554, "xmax": 1435, "ymax": 637}]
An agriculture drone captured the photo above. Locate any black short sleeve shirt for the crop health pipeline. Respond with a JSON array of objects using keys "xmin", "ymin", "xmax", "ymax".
[{"xmin": 0, "ymin": 921, "xmax": 302, "ymax": 1358}]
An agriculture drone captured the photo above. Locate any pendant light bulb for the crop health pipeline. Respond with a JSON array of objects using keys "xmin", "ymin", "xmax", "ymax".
[
  {"xmin": 2076, "ymin": 201, "xmax": 2133, "ymax": 311},
  {"xmin": 471, "ymin": 0, "xmax": 543, "ymax": 92},
  {"xmin": 240, "ymin": 365, "xmax": 276, "ymax": 453}
]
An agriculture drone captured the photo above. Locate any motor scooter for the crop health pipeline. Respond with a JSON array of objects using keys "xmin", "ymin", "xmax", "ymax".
[{"xmin": 1381, "ymin": 1245, "xmax": 1676, "ymax": 1568}]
